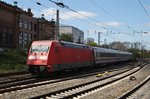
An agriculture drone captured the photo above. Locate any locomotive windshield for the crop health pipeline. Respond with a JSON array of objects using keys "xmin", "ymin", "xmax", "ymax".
[{"xmin": 30, "ymin": 45, "xmax": 49, "ymax": 53}]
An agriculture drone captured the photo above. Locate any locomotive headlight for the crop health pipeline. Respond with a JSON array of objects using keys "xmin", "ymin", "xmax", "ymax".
[
  {"xmin": 39, "ymin": 56, "xmax": 47, "ymax": 60},
  {"xmin": 28, "ymin": 55, "xmax": 36, "ymax": 60}
]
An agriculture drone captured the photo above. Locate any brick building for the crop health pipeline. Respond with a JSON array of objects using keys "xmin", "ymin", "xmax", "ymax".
[
  {"xmin": 0, "ymin": 1, "xmax": 19, "ymax": 48},
  {"xmin": 37, "ymin": 16, "xmax": 55, "ymax": 40},
  {"xmin": 0, "ymin": 1, "xmax": 55, "ymax": 48},
  {"xmin": 18, "ymin": 8, "xmax": 38, "ymax": 48}
]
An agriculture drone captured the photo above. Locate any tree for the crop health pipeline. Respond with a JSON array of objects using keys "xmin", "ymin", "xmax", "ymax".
[
  {"xmin": 60, "ymin": 33, "xmax": 73, "ymax": 42},
  {"xmin": 127, "ymin": 48, "xmax": 141, "ymax": 59},
  {"xmin": 87, "ymin": 42, "xmax": 98, "ymax": 47},
  {"xmin": 109, "ymin": 41, "xmax": 126, "ymax": 50},
  {"xmin": 101, "ymin": 44, "xmax": 109, "ymax": 48}
]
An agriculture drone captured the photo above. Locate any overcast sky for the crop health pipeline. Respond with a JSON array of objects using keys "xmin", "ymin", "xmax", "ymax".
[{"xmin": 3, "ymin": 0, "xmax": 150, "ymax": 49}]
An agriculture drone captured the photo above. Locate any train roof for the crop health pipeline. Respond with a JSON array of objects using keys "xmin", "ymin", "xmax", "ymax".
[
  {"xmin": 31, "ymin": 40, "xmax": 132, "ymax": 55},
  {"xmin": 92, "ymin": 47, "xmax": 132, "ymax": 55},
  {"xmin": 60, "ymin": 41, "xmax": 90, "ymax": 49},
  {"xmin": 31, "ymin": 40, "xmax": 58, "ymax": 45},
  {"xmin": 31, "ymin": 40, "xmax": 90, "ymax": 49}
]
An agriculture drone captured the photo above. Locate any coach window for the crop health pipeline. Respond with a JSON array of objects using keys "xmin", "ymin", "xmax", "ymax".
[
  {"xmin": 94, "ymin": 51, "xmax": 96, "ymax": 57},
  {"xmin": 113, "ymin": 53, "xmax": 117, "ymax": 57},
  {"xmin": 109, "ymin": 53, "xmax": 114, "ymax": 57},
  {"xmin": 96, "ymin": 52, "xmax": 99, "ymax": 57},
  {"xmin": 101, "ymin": 53, "xmax": 107, "ymax": 57}
]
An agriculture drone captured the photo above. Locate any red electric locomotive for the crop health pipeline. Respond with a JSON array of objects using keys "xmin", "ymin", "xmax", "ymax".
[
  {"xmin": 27, "ymin": 40, "xmax": 94, "ymax": 75},
  {"xmin": 27, "ymin": 40, "xmax": 133, "ymax": 75}
]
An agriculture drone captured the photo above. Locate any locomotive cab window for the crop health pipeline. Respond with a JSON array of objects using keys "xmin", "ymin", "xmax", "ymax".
[{"xmin": 30, "ymin": 45, "xmax": 49, "ymax": 53}]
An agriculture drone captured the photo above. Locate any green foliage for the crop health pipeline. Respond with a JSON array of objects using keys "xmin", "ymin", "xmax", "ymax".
[
  {"xmin": 60, "ymin": 33, "xmax": 73, "ymax": 42},
  {"xmin": 0, "ymin": 49, "xmax": 27, "ymax": 73},
  {"xmin": 101, "ymin": 44, "xmax": 109, "ymax": 48},
  {"xmin": 127, "ymin": 48, "xmax": 141, "ymax": 59},
  {"xmin": 87, "ymin": 42, "xmax": 98, "ymax": 47},
  {"xmin": 128, "ymin": 48, "xmax": 150, "ymax": 59}
]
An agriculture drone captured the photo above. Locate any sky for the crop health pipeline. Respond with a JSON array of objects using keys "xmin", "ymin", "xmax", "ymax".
[{"xmin": 2, "ymin": 0, "xmax": 150, "ymax": 49}]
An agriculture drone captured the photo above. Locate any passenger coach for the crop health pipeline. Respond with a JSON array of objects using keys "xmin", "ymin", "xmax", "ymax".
[{"xmin": 93, "ymin": 47, "xmax": 132, "ymax": 64}]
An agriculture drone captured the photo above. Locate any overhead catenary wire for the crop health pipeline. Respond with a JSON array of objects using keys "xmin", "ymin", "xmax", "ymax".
[
  {"xmin": 89, "ymin": 0, "xmax": 146, "ymax": 42},
  {"xmin": 30, "ymin": 0, "xmax": 107, "ymax": 30},
  {"xmin": 31, "ymin": 0, "xmax": 49, "ymax": 8},
  {"xmin": 89, "ymin": 0, "xmax": 135, "ymax": 32},
  {"xmin": 31, "ymin": 0, "xmax": 135, "ymax": 35},
  {"xmin": 29, "ymin": 0, "xmax": 99, "ymax": 31},
  {"xmin": 30, "ymin": 0, "xmax": 149, "ymax": 47},
  {"xmin": 49, "ymin": 0, "xmax": 146, "ymax": 37},
  {"xmin": 48, "ymin": 0, "xmax": 125, "ymax": 31},
  {"xmin": 137, "ymin": 0, "xmax": 150, "ymax": 19},
  {"xmin": 58, "ymin": 0, "xmax": 142, "ymax": 43},
  {"xmin": 33, "ymin": 0, "xmax": 120, "ymax": 42}
]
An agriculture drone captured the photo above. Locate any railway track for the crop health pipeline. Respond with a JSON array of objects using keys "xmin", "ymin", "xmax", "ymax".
[
  {"xmin": 0, "ymin": 62, "xmax": 146, "ymax": 99},
  {"xmin": 32, "ymin": 64, "xmax": 145, "ymax": 99},
  {"xmin": 0, "ymin": 65, "xmax": 134, "ymax": 94},
  {"xmin": 0, "ymin": 71, "xmax": 28, "ymax": 78},
  {"xmin": 119, "ymin": 75, "xmax": 150, "ymax": 99},
  {"xmin": 0, "ymin": 74, "xmax": 33, "ymax": 84},
  {"xmin": 0, "ymin": 62, "xmax": 139, "ymax": 93}
]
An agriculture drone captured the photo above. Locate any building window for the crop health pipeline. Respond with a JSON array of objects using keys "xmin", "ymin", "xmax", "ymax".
[
  {"xmin": 28, "ymin": 22, "xmax": 32, "ymax": 30},
  {"xmin": 19, "ymin": 32, "xmax": 23, "ymax": 46},
  {"xmin": 19, "ymin": 18, "xmax": 23, "ymax": 28},
  {"xmin": 34, "ymin": 34, "xmax": 37, "ymax": 39},
  {"xmin": 29, "ymin": 34, "xmax": 32, "ymax": 41},
  {"xmin": 0, "ymin": 26, "xmax": 2, "ymax": 43},
  {"xmin": 23, "ymin": 32, "xmax": 28, "ymax": 47},
  {"xmin": 19, "ymin": 32, "xmax": 23, "ymax": 40},
  {"xmin": 24, "ymin": 20, "xmax": 28, "ymax": 29},
  {"xmin": 19, "ymin": 39, "xmax": 22, "ymax": 46},
  {"xmin": 8, "ymin": 29, "xmax": 13, "ymax": 44},
  {"xmin": 19, "ymin": 32, "xmax": 28, "ymax": 47},
  {"xmin": 3, "ymin": 28, "xmax": 7, "ymax": 43},
  {"xmin": 23, "ymin": 32, "xmax": 28, "ymax": 41},
  {"xmin": 34, "ymin": 23, "xmax": 37, "ymax": 31},
  {"xmin": 1, "ymin": 27, "xmax": 13, "ymax": 46}
]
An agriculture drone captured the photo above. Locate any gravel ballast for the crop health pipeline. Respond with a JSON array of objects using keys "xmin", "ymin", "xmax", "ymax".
[{"xmin": 78, "ymin": 64, "xmax": 150, "ymax": 99}]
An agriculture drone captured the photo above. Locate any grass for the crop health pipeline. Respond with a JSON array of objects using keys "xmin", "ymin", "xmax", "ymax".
[{"xmin": 0, "ymin": 49, "xmax": 28, "ymax": 74}]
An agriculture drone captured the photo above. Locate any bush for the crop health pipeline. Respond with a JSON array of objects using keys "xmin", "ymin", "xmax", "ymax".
[{"xmin": 0, "ymin": 49, "xmax": 27, "ymax": 73}]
